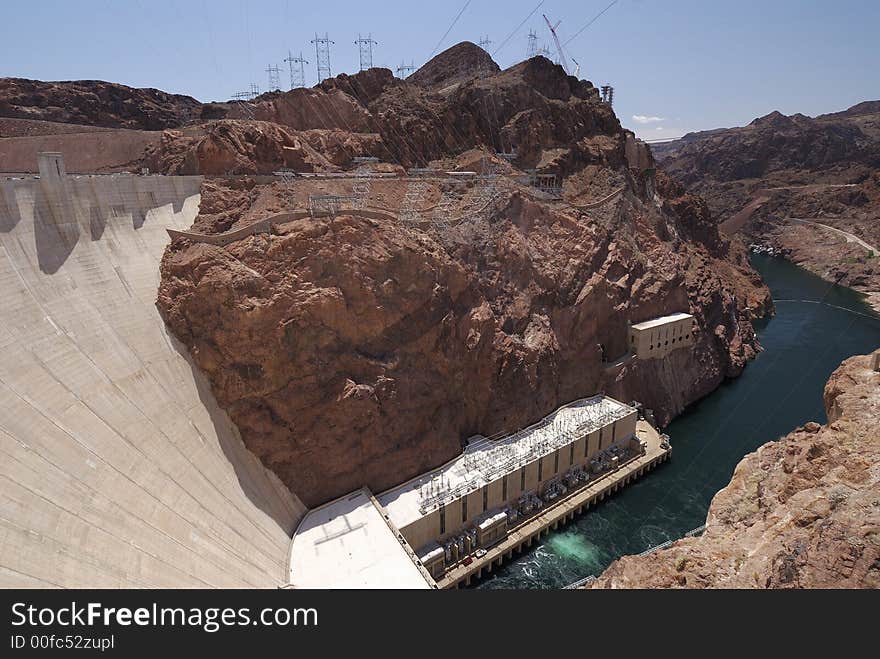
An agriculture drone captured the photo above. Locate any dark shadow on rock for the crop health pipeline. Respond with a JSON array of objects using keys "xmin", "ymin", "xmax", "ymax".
[{"xmin": 164, "ymin": 327, "xmax": 302, "ymax": 535}]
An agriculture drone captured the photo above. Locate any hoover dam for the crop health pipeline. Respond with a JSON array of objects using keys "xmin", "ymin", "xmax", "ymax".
[
  {"xmin": 0, "ymin": 164, "xmax": 306, "ymax": 587},
  {"xmin": 0, "ymin": 157, "xmax": 683, "ymax": 589}
]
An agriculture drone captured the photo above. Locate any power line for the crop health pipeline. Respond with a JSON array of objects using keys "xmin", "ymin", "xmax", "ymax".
[
  {"xmin": 563, "ymin": 0, "xmax": 619, "ymax": 46},
  {"xmin": 492, "ymin": 1, "xmax": 545, "ymax": 57},
  {"xmin": 429, "ymin": 0, "xmax": 472, "ymax": 59}
]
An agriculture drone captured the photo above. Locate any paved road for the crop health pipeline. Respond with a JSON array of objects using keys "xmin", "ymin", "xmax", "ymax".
[
  {"xmin": 764, "ymin": 183, "xmax": 858, "ymax": 192},
  {"xmin": 787, "ymin": 218, "xmax": 879, "ymax": 254}
]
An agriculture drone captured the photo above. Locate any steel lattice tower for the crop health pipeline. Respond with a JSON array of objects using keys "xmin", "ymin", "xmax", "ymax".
[
  {"xmin": 354, "ymin": 34, "xmax": 378, "ymax": 71},
  {"xmin": 396, "ymin": 60, "xmax": 416, "ymax": 78},
  {"xmin": 266, "ymin": 64, "xmax": 281, "ymax": 91},
  {"xmin": 284, "ymin": 51, "xmax": 308, "ymax": 89},
  {"xmin": 478, "ymin": 35, "xmax": 493, "ymax": 50},
  {"xmin": 311, "ymin": 33, "xmax": 335, "ymax": 82},
  {"xmin": 527, "ymin": 30, "xmax": 538, "ymax": 58},
  {"xmin": 601, "ymin": 85, "xmax": 615, "ymax": 107}
]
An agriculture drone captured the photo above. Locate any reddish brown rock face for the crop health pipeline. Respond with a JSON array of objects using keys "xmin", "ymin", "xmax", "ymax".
[
  {"xmin": 156, "ymin": 44, "xmax": 770, "ymax": 507},
  {"xmin": 158, "ymin": 177, "xmax": 768, "ymax": 506},
  {"xmin": 590, "ymin": 349, "xmax": 880, "ymax": 589},
  {"xmin": 0, "ymin": 77, "xmax": 202, "ymax": 130},
  {"xmin": 653, "ymin": 101, "xmax": 880, "ymax": 311}
]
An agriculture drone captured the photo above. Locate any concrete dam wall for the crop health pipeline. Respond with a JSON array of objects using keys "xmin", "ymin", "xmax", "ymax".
[{"xmin": 0, "ymin": 173, "xmax": 306, "ymax": 587}]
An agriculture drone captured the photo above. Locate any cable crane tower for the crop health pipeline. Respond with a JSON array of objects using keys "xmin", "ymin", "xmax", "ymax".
[
  {"xmin": 355, "ymin": 34, "xmax": 378, "ymax": 71},
  {"xmin": 311, "ymin": 32, "xmax": 335, "ymax": 82},
  {"xmin": 284, "ymin": 51, "xmax": 308, "ymax": 89},
  {"xmin": 543, "ymin": 13, "xmax": 570, "ymax": 75}
]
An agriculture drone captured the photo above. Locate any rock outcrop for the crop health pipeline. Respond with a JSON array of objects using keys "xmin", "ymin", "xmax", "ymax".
[
  {"xmin": 407, "ymin": 41, "xmax": 500, "ymax": 91},
  {"xmin": 157, "ymin": 48, "xmax": 770, "ymax": 507},
  {"xmin": 144, "ymin": 120, "xmax": 384, "ymax": 175},
  {"xmin": 0, "ymin": 77, "xmax": 202, "ymax": 130},
  {"xmin": 590, "ymin": 349, "xmax": 880, "ymax": 589},
  {"xmin": 145, "ymin": 47, "xmax": 613, "ymax": 175},
  {"xmin": 653, "ymin": 102, "xmax": 880, "ymax": 310}
]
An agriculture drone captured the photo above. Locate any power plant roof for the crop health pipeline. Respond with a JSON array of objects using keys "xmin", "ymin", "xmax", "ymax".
[
  {"xmin": 631, "ymin": 312, "xmax": 694, "ymax": 331},
  {"xmin": 377, "ymin": 396, "xmax": 635, "ymax": 531}
]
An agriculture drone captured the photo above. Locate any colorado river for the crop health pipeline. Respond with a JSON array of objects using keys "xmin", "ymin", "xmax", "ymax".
[{"xmin": 476, "ymin": 254, "xmax": 880, "ymax": 589}]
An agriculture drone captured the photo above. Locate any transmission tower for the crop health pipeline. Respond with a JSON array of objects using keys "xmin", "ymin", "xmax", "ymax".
[
  {"xmin": 527, "ymin": 30, "xmax": 538, "ymax": 58},
  {"xmin": 478, "ymin": 35, "xmax": 493, "ymax": 50},
  {"xmin": 355, "ymin": 33, "xmax": 378, "ymax": 71},
  {"xmin": 311, "ymin": 33, "xmax": 334, "ymax": 82},
  {"xmin": 266, "ymin": 64, "xmax": 281, "ymax": 91},
  {"xmin": 396, "ymin": 60, "xmax": 416, "ymax": 78},
  {"xmin": 231, "ymin": 90, "xmax": 256, "ymax": 120},
  {"xmin": 249, "ymin": 82, "xmax": 261, "ymax": 100},
  {"xmin": 601, "ymin": 85, "xmax": 615, "ymax": 107},
  {"xmin": 284, "ymin": 51, "xmax": 308, "ymax": 89}
]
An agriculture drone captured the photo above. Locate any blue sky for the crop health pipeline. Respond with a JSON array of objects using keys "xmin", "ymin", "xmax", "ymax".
[{"xmin": 2, "ymin": 0, "xmax": 877, "ymax": 139}]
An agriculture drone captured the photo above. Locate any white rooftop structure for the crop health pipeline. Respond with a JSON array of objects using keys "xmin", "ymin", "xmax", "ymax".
[
  {"xmin": 288, "ymin": 489, "xmax": 433, "ymax": 589},
  {"xmin": 631, "ymin": 312, "xmax": 694, "ymax": 331},
  {"xmin": 377, "ymin": 396, "xmax": 634, "ymax": 531}
]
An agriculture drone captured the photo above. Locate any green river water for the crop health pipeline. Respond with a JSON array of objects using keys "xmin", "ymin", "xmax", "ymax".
[{"xmin": 476, "ymin": 254, "xmax": 880, "ymax": 589}]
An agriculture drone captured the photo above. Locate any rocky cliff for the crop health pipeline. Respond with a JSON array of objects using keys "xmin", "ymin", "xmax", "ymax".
[
  {"xmin": 590, "ymin": 349, "xmax": 880, "ymax": 589},
  {"xmin": 654, "ymin": 102, "xmax": 880, "ymax": 310},
  {"xmin": 156, "ymin": 45, "xmax": 771, "ymax": 507},
  {"xmin": 145, "ymin": 45, "xmax": 618, "ymax": 177},
  {"xmin": 0, "ymin": 77, "xmax": 202, "ymax": 130}
]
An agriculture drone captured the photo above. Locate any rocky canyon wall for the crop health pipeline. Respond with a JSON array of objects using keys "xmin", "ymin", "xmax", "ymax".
[
  {"xmin": 157, "ymin": 45, "xmax": 771, "ymax": 507},
  {"xmin": 590, "ymin": 349, "xmax": 880, "ymax": 589}
]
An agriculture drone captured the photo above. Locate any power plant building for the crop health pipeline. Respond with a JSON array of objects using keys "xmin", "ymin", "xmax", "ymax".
[
  {"xmin": 629, "ymin": 312, "xmax": 697, "ymax": 360},
  {"xmin": 377, "ymin": 396, "xmax": 639, "ymax": 578},
  {"xmin": 289, "ymin": 395, "xmax": 641, "ymax": 587}
]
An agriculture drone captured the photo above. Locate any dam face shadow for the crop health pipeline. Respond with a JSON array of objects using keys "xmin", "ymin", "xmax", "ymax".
[
  {"xmin": 164, "ymin": 328, "xmax": 301, "ymax": 535},
  {"xmin": 0, "ymin": 181, "xmax": 23, "ymax": 233},
  {"xmin": 34, "ymin": 191, "xmax": 78, "ymax": 274}
]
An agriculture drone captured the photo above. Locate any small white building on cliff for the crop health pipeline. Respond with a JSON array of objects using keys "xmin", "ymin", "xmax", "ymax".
[{"xmin": 630, "ymin": 312, "xmax": 697, "ymax": 360}]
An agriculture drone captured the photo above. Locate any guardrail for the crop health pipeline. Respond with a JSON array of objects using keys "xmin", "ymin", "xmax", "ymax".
[{"xmin": 563, "ymin": 575, "xmax": 596, "ymax": 589}]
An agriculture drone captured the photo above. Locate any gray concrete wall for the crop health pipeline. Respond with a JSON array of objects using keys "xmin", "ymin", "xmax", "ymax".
[{"xmin": 0, "ymin": 174, "xmax": 306, "ymax": 588}]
